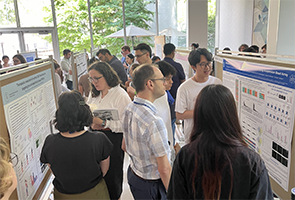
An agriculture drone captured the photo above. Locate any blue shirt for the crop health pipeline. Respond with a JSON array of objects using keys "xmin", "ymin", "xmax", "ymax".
[
  {"xmin": 122, "ymin": 97, "xmax": 170, "ymax": 179},
  {"xmin": 163, "ymin": 57, "xmax": 185, "ymax": 99}
]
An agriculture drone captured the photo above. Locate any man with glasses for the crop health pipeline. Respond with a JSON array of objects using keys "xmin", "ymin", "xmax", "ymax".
[
  {"xmin": 134, "ymin": 43, "xmax": 153, "ymax": 65},
  {"xmin": 122, "ymin": 64, "xmax": 171, "ymax": 199},
  {"xmin": 96, "ymin": 49, "xmax": 127, "ymax": 84},
  {"xmin": 175, "ymin": 48, "xmax": 222, "ymax": 144}
]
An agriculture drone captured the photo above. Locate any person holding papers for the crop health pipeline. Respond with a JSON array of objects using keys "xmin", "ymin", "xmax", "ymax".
[{"xmin": 87, "ymin": 61, "xmax": 131, "ymax": 200}]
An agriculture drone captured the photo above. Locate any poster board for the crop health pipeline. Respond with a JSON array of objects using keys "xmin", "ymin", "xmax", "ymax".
[
  {"xmin": 17, "ymin": 49, "xmax": 38, "ymax": 62},
  {"xmin": 154, "ymin": 35, "xmax": 165, "ymax": 59},
  {"xmin": 0, "ymin": 61, "xmax": 57, "ymax": 200},
  {"xmin": 215, "ymin": 53, "xmax": 295, "ymax": 200},
  {"xmin": 72, "ymin": 50, "xmax": 88, "ymax": 91}
]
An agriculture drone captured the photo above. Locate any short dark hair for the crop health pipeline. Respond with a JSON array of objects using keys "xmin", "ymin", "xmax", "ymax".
[
  {"xmin": 191, "ymin": 43, "xmax": 199, "ymax": 49},
  {"xmin": 223, "ymin": 47, "xmax": 231, "ymax": 51},
  {"xmin": 262, "ymin": 44, "xmax": 267, "ymax": 50},
  {"xmin": 121, "ymin": 45, "xmax": 130, "ymax": 52},
  {"xmin": 2, "ymin": 55, "xmax": 9, "ymax": 60},
  {"xmin": 238, "ymin": 44, "xmax": 249, "ymax": 51},
  {"xmin": 130, "ymin": 63, "xmax": 140, "ymax": 72},
  {"xmin": 89, "ymin": 56, "xmax": 99, "ymax": 65},
  {"xmin": 132, "ymin": 64, "xmax": 155, "ymax": 93},
  {"xmin": 63, "ymin": 49, "xmax": 71, "ymax": 55},
  {"xmin": 54, "ymin": 90, "xmax": 93, "ymax": 132},
  {"xmin": 134, "ymin": 43, "xmax": 152, "ymax": 58},
  {"xmin": 155, "ymin": 61, "xmax": 176, "ymax": 77},
  {"xmin": 250, "ymin": 45, "xmax": 259, "ymax": 53},
  {"xmin": 188, "ymin": 48, "xmax": 213, "ymax": 67},
  {"xmin": 96, "ymin": 49, "xmax": 111, "ymax": 56},
  {"xmin": 88, "ymin": 62, "xmax": 121, "ymax": 97},
  {"xmin": 127, "ymin": 53, "xmax": 134, "ymax": 60},
  {"xmin": 152, "ymin": 56, "xmax": 161, "ymax": 63},
  {"xmin": 13, "ymin": 54, "xmax": 27, "ymax": 63},
  {"xmin": 163, "ymin": 43, "xmax": 176, "ymax": 55}
]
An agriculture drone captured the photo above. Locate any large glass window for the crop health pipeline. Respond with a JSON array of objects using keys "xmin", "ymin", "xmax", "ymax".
[
  {"xmin": 24, "ymin": 33, "xmax": 53, "ymax": 58},
  {"xmin": 17, "ymin": 0, "xmax": 53, "ymax": 27},
  {"xmin": 0, "ymin": 34, "xmax": 20, "ymax": 62},
  {"xmin": 0, "ymin": 0, "xmax": 17, "ymax": 27}
]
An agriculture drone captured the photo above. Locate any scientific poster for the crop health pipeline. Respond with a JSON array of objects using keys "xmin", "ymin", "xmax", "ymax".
[
  {"xmin": 1, "ymin": 69, "xmax": 56, "ymax": 200},
  {"xmin": 223, "ymin": 58, "xmax": 295, "ymax": 191},
  {"xmin": 75, "ymin": 52, "xmax": 87, "ymax": 78}
]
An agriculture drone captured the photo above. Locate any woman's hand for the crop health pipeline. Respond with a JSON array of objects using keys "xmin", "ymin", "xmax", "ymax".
[{"xmin": 91, "ymin": 117, "xmax": 105, "ymax": 130}]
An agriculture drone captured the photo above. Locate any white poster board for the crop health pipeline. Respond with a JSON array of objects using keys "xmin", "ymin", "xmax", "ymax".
[
  {"xmin": 75, "ymin": 52, "xmax": 88, "ymax": 79},
  {"xmin": 223, "ymin": 58, "xmax": 295, "ymax": 191},
  {"xmin": 1, "ymin": 68, "xmax": 56, "ymax": 200}
]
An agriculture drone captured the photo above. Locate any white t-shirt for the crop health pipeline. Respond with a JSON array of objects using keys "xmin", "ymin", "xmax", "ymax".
[
  {"xmin": 87, "ymin": 84, "xmax": 131, "ymax": 133},
  {"xmin": 154, "ymin": 92, "xmax": 173, "ymax": 149},
  {"xmin": 175, "ymin": 76, "xmax": 222, "ymax": 143}
]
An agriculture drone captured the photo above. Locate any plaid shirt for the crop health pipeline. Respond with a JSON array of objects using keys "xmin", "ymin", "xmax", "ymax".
[{"xmin": 122, "ymin": 97, "xmax": 170, "ymax": 179}]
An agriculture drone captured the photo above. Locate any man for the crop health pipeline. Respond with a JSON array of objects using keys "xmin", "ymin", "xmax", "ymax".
[
  {"xmin": 121, "ymin": 45, "xmax": 131, "ymax": 64},
  {"xmin": 122, "ymin": 64, "xmax": 171, "ymax": 199},
  {"xmin": 175, "ymin": 48, "xmax": 222, "ymax": 143},
  {"xmin": 96, "ymin": 49, "xmax": 127, "ymax": 83},
  {"xmin": 238, "ymin": 43, "xmax": 249, "ymax": 52},
  {"xmin": 134, "ymin": 43, "xmax": 152, "ymax": 65},
  {"xmin": 60, "ymin": 49, "xmax": 72, "ymax": 90}
]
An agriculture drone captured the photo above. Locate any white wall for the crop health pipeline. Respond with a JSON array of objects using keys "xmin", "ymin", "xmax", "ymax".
[
  {"xmin": 276, "ymin": 0, "xmax": 295, "ymax": 58},
  {"xmin": 216, "ymin": 0, "xmax": 254, "ymax": 51}
]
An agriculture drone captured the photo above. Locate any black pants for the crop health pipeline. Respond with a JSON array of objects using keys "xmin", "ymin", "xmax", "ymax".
[{"xmin": 66, "ymin": 80, "xmax": 73, "ymax": 90}]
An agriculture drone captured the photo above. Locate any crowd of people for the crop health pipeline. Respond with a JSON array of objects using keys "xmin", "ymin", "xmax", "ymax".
[{"xmin": 0, "ymin": 42, "xmax": 274, "ymax": 200}]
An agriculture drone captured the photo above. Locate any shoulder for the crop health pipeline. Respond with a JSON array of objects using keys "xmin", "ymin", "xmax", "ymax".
[
  {"xmin": 178, "ymin": 79, "xmax": 193, "ymax": 90},
  {"xmin": 209, "ymin": 76, "xmax": 222, "ymax": 84}
]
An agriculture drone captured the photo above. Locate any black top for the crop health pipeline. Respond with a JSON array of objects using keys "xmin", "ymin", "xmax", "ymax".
[
  {"xmin": 40, "ymin": 130, "xmax": 113, "ymax": 194},
  {"xmin": 109, "ymin": 55, "xmax": 128, "ymax": 84},
  {"xmin": 167, "ymin": 145, "xmax": 274, "ymax": 200}
]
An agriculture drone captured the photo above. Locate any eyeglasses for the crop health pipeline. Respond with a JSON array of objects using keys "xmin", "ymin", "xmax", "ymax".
[
  {"xmin": 10, "ymin": 153, "xmax": 18, "ymax": 167},
  {"xmin": 135, "ymin": 52, "xmax": 147, "ymax": 58},
  {"xmin": 165, "ymin": 76, "xmax": 173, "ymax": 82},
  {"xmin": 150, "ymin": 77, "xmax": 166, "ymax": 83},
  {"xmin": 198, "ymin": 62, "xmax": 212, "ymax": 69},
  {"xmin": 88, "ymin": 76, "xmax": 103, "ymax": 83}
]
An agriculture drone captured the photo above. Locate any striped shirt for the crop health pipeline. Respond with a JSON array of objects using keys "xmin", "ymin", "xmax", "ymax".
[{"xmin": 122, "ymin": 97, "xmax": 170, "ymax": 180}]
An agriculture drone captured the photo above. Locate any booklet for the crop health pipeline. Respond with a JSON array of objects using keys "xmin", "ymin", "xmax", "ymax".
[{"xmin": 93, "ymin": 108, "xmax": 119, "ymax": 120}]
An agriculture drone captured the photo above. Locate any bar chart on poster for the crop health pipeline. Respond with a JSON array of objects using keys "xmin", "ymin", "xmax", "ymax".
[{"xmin": 222, "ymin": 58, "xmax": 295, "ymax": 192}]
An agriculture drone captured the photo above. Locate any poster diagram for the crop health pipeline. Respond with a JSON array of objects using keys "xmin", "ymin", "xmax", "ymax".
[
  {"xmin": 1, "ymin": 69, "xmax": 56, "ymax": 200},
  {"xmin": 223, "ymin": 58, "xmax": 295, "ymax": 191}
]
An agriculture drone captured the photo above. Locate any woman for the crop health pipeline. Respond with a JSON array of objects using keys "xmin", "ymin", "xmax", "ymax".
[
  {"xmin": 2, "ymin": 56, "xmax": 11, "ymax": 68},
  {"xmin": 167, "ymin": 84, "xmax": 273, "ymax": 199},
  {"xmin": 40, "ymin": 90, "xmax": 113, "ymax": 199},
  {"xmin": 0, "ymin": 137, "xmax": 18, "ymax": 200},
  {"xmin": 124, "ymin": 53, "xmax": 134, "ymax": 76},
  {"xmin": 12, "ymin": 54, "xmax": 27, "ymax": 65},
  {"xmin": 124, "ymin": 63, "xmax": 139, "ymax": 100},
  {"xmin": 87, "ymin": 62, "xmax": 131, "ymax": 200}
]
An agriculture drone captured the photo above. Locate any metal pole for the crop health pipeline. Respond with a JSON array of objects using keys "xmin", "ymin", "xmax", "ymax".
[
  {"xmin": 87, "ymin": 0, "xmax": 94, "ymax": 51},
  {"xmin": 51, "ymin": 0, "xmax": 61, "ymax": 62},
  {"xmin": 155, "ymin": 0, "xmax": 159, "ymax": 36},
  {"xmin": 122, "ymin": 0, "xmax": 127, "ymax": 45}
]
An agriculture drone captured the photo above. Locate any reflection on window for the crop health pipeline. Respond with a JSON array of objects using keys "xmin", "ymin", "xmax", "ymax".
[
  {"xmin": 24, "ymin": 33, "xmax": 53, "ymax": 58},
  {"xmin": 0, "ymin": 34, "xmax": 20, "ymax": 62},
  {"xmin": 0, "ymin": 0, "xmax": 16, "ymax": 27},
  {"xmin": 17, "ymin": 0, "xmax": 53, "ymax": 27}
]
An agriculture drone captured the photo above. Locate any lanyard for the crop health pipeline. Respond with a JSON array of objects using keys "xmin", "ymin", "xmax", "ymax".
[{"xmin": 133, "ymin": 101, "xmax": 155, "ymax": 113}]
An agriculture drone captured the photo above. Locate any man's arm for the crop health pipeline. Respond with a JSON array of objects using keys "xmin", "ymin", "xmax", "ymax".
[
  {"xmin": 175, "ymin": 110, "xmax": 194, "ymax": 120},
  {"xmin": 156, "ymin": 155, "xmax": 172, "ymax": 191}
]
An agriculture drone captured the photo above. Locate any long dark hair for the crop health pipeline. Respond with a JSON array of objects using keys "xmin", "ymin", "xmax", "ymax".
[
  {"xmin": 189, "ymin": 84, "xmax": 247, "ymax": 199},
  {"xmin": 88, "ymin": 62, "xmax": 121, "ymax": 97}
]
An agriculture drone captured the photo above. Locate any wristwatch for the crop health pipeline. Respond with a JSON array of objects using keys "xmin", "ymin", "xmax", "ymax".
[{"xmin": 101, "ymin": 119, "xmax": 106, "ymax": 127}]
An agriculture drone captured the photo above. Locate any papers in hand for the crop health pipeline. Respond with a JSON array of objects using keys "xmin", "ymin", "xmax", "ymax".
[{"xmin": 93, "ymin": 108, "xmax": 119, "ymax": 120}]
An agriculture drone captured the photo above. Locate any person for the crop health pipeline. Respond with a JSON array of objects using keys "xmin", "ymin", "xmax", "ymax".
[
  {"xmin": 96, "ymin": 49, "xmax": 128, "ymax": 84},
  {"xmin": 134, "ymin": 43, "xmax": 153, "ymax": 65},
  {"xmin": 12, "ymin": 54, "xmax": 27, "ymax": 65},
  {"xmin": 53, "ymin": 60, "xmax": 70, "ymax": 93},
  {"xmin": 125, "ymin": 53, "xmax": 135, "ymax": 76},
  {"xmin": 168, "ymin": 84, "xmax": 274, "ymax": 199},
  {"xmin": 40, "ymin": 91, "xmax": 113, "ymax": 199},
  {"xmin": 238, "ymin": 43, "xmax": 249, "ymax": 52},
  {"xmin": 152, "ymin": 56, "xmax": 161, "ymax": 63},
  {"xmin": 87, "ymin": 62, "xmax": 131, "ymax": 200},
  {"xmin": 0, "ymin": 137, "xmax": 18, "ymax": 200},
  {"xmin": 163, "ymin": 43, "xmax": 186, "ymax": 142},
  {"xmin": 60, "ymin": 49, "xmax": 73, "ymax": 90},
  {"xmin": 125, "ymin": 63, "xmax": 140, "ymax": 100},
  {"xmin": 250, "ymin": 45, "xmax": 259, "ymax": 53},
  {"xmin": 121, "ymin": 45, "xmax": 131, "ymax": 65},
  {"xmin": 2, "ymin": 56, "xmax": 11, "ymax": 68},
  {"xmin": 78, "ymin": 56, "xmax": 99, "ymax": 99},
  {"xmin": 155, "ymin": 60, "xmax": 177, "ymax": 152},
  {"xmin": 243, "ymin": 47, "xmax": 260, "ymax": 57},
  {"xmin": 261, "ymin": 44, "xmax": 267, "ymax": 54},
  {"xmin": 122, "ymin": 64, "xmax": 171, "ymax": 200},
  {"xmin": 222, "ymin": 47, "xmax": 232, "ymax": 54},
  {"xmin": 175, "ymin": 48, "xmax": 222, "ymax": 144},
  {"xmin": 53, "ymin": 62, "xmax": 63, "ymax": 97}
]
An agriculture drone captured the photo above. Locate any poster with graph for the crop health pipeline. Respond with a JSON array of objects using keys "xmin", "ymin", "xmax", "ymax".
[{"xmin": 223, "ymin": 58, "xmax": 295, "ymax": 191}]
